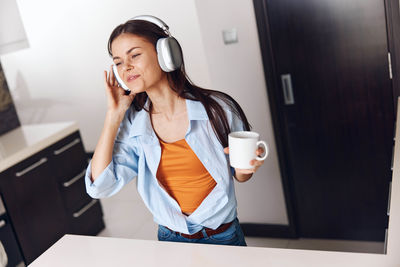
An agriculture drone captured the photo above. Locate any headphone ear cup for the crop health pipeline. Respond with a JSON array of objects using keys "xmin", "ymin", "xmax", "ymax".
[
  {"xmin": 112, "ymin": 64, "xmax": 130, "ymax": 91},
  {"xmin": 156, "ymin": 38, "xmax": 170, "ymax": 72},
  {"xmin": 156, "ymin": 37, "xmax": 183, "ymax": 72}
]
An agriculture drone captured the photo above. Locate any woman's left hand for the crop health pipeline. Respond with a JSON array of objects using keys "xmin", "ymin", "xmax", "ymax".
[{"xmin": 223, "ymin": 147, "xmax": 266, "ymax": 175}]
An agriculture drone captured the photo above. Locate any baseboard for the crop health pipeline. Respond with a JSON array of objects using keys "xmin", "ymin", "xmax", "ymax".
[{"xmin": 240, "ymin": 223, "xmax": 297, "ymax": 238}]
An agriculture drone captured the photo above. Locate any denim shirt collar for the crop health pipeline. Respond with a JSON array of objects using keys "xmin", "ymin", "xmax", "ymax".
[{"xmin": 128, "ymin": 98, "xmax": 208, "ymax": 138}]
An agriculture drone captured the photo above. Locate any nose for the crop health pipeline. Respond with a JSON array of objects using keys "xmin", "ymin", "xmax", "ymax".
[
  {"xmin": 122, "ymin": 61, "xmax": 133, "ymax": 72},
  {"xmin": 120, "ymin": 56, "xmax": 134, "ymax": 71}
]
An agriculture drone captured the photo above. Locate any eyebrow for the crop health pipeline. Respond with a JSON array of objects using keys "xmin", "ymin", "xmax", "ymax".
[{"xmin": 112, "ymin": 46, "xmax": 140, "ymax": 60}]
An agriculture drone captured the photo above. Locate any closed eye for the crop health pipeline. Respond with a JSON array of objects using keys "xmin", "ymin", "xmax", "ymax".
[{"xmin": 114, "ymin": 53, "xmax": 140, "ymax": 66}]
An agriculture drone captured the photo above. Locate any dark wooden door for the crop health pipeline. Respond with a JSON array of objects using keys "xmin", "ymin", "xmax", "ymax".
[{"xmin": 257, "ymin": 0, "xmax": 394, "ymax": 240}]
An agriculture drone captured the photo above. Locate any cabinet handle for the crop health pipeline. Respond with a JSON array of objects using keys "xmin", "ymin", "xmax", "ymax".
[
  {"xmin": 63, "ymin": 169, "xmax": 86, "ymax": 188},
  {"xmin": 73, "ymin": 200, "xmax": 98, "ymax": 218},
  {"xmin": 15, "ymin": 157, "xmax": 48, "ymax": 177},
  {"xmin": 0, "ymin": 220, "xmax": 5, "ymax": 229},
  {"xmin": 54, "ymin": 138, "xmax": 81, "ymax": 155}
]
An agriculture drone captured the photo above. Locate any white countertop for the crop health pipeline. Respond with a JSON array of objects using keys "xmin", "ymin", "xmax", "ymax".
[
  {"xmin": 0, "ymin": 121, "xmax": 79, "ymax": 172},
  {"xmin": 27, "ymin": 99, "xmax": 400, "ymax": 266},
  {"xmin": 29, "ymin": 234, "xmax": 391, "ymax": 267}
]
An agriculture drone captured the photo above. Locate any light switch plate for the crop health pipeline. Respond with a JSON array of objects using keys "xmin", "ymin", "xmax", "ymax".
[{"xmin": 222, "ymin": 28, "xmax": 238, "ymax": 45}]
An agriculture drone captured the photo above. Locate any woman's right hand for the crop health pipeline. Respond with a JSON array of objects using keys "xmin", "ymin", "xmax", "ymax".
[
  {"xmin": 91, "ymin": 66, "xmax": 136, "ymax": 181},
  {"xmin": 104, "ymin": 65, "xmax": 136, "ymax": 114}
]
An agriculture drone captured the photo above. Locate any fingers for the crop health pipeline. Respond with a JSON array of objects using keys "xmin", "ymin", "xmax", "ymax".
[
  {"xmin": 250, "ymin": 159, "xmax": 264, "ymax": 167},
  {"xmin": 129, "ymin": 92, "xmax": 136, "ymax": 101},
  {"xmin": 105, "ymin": 68, "xmax": 114, "ymax": 87},
  {"xmin": 237, "ymin": 159, "xmax": 264, "ymax": 175},
  {"xmin": 232, "ymin": 148, "xmax": 266, "ymax": 176},
  {"xmin": 256, "ymin": 147, "xmax": 265, "ymax": 156},
  {"xmin": 104, "ymin": 70, "xmax": 108, "ymax": 85},
  {"xmin": 236, "ymin": 168, "xmax": 255, "ymax": 174},
  {"xmin": 104, "ymin": 70, "xmax": 111, "ymax": 92},
  {"xmin": 224, "ymin": 147, "xmax": 229, "ymax": 154},
  {"xmin": 110, "ymin": 65, "xmax": 117, "ymax": 87},
  {"xmin": 109, "ymin": 65, "xmax": 115, "ymax": 86},
  {"xmin": 104, "ymin": 67, "xmax": 120, "ymax": 92}
]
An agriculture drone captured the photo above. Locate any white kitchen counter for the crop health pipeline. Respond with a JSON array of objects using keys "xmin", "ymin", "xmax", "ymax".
[
  {"xmin": 0, "ymin": 121, "xmax": 79, "ymax": 172},
  {"xmin": 29, "ymin": 234, "xmax": 390, "ymax": 267},
  {"xmin": 28, "ymin": 99, "xmax": 400, "ymax": 266}
]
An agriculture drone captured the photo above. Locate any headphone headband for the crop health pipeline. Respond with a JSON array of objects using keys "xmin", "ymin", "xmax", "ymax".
[
  {"xmin": 131, "ymin": 15, "xmax": 170, "ymax": 36},
  {"xmin": 122, "ymin": 15, "xmax": 182, "ymax": 73}
]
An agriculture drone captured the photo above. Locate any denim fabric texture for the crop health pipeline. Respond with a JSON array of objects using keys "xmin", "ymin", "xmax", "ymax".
[{"xmin": 157, "ymin": 217, "xmax": 247, "ymax": 246}]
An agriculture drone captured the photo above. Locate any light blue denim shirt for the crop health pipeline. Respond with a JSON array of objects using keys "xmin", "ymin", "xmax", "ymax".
[{"xmin": 85, "ymin": 98, "xmax": 245, "ymax": 235}]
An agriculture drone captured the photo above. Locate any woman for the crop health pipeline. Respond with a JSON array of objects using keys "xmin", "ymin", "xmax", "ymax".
[{"xmin": 85, "ymin": 16, "xmax": 266, "ymax": 246}]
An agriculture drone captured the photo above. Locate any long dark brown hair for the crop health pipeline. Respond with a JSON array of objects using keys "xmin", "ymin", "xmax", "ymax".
[{"xmin": 108, "ymin": 19, "xmax": 251, "ymax": 148}]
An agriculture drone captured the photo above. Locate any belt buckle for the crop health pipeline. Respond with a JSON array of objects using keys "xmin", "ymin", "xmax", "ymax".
[{"xmin": 179, "ymin": 221, "xmax": 233, "ymax": 239}]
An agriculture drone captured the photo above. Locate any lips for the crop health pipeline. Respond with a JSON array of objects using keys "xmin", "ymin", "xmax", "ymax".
[{"xmin": 127, "ymin": 74, "xmax": 140, "ymax": 82}]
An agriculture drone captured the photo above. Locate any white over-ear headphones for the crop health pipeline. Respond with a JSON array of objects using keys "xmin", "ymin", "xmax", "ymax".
[
  {"xmin": 112, "ymin": 15, "xmax": 183, "ymax": 91},
  {"xmin": 133, "ymin": 15, "xmax": 183, "ymax": 72}
]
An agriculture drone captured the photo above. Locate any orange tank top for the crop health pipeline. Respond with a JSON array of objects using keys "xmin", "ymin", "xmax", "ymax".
[{"xmin": 156, "ymin": 138, "xmax": 217, "ymax": 214}]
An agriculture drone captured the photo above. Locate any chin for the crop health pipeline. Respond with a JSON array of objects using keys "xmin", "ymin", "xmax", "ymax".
[{"xmin": 129, "ymin": 87, "xmax": 146, "ymax": 94}]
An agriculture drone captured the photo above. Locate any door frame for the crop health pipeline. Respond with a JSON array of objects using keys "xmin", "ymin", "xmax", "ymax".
[{"xmin": 244, "ymin": 0, "xmax": 400, "ymax": 239}]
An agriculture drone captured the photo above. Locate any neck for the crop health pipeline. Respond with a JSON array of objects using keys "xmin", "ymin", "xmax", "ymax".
[{"xmin": 146, "ymin": 78, "xmax": 186, "ymax": 120}]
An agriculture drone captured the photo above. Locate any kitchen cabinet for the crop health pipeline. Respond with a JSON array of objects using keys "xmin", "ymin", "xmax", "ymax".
[
  {"xmin": 49, "ymin": 131, "xmax": 104, "ymax": 236},
  {"xmin": 0, "ymin": 122, "xmax": 104, "ymax": 265},
  {"xmin": 0, "ymin": 201, "xmax": 24, "ymax": 267}
]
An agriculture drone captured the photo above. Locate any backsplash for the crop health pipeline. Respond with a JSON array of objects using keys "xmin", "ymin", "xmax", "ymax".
[{"xmin": 0, "ymin": 61, "xmax": 20, "ymax": 135}]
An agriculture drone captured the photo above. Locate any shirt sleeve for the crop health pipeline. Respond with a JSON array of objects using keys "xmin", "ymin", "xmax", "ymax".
[{"xmin": 85, "ymin": 115, "xmax": 139, "ymax": 198}]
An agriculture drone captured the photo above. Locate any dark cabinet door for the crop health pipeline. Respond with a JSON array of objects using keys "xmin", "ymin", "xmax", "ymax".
[
  {"xmin": 58, "ymin": 168, "xmax": 92, "ymax": 212},
  {"xmin": 49, "ymin": 132, "xmax": 92, "ymax": 213},
  {"xmin": 50, "ymin": 131, "xmax": 88, "ymax": 183},
  {"xmin": 256, "ymin": 0, "xmax": 394, "ymax": 240},
  {"xmin": 68, "ymin": 200, "xmax": 104, "ymax": 236},
  {"xmin": 0, "ymin": 213, "xmax": 24, "ymax": 267},
  {"xmin": 0, "ymin": 149, "xmax": 67, "ymax": 264},
  {"xmin": 48, "ymin": 131, "xmax": 105, "ymax": 236}
]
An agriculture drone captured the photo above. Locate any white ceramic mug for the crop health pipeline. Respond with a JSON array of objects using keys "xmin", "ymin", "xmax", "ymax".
[{"xmin": 228, "ymin": 131, "xmax": 269, "ymax": 169}]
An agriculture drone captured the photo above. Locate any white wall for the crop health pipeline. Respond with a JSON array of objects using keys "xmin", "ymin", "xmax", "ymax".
[
  {"xmin": 1, "ymin": 0, "xmax": 212, "ymax": 151},
  {"xmin": 194, "ymin": 0, "xmax": 288, "ymax": 224},
  {"xmin": 1, "ymin": 0, "xmax": 288, "ymax": 225},
  {"xmin": 0, "ymin": 0, "xmax": 29, "ymax": 54}
]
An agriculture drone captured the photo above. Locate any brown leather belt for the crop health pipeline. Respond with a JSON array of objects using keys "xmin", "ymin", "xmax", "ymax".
[{"xmin": 166, "ymin": 221, "xmax": 234, "ymax": 239}]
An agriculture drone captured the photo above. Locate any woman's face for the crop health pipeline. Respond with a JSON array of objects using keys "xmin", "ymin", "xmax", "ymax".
[{"xmin": 111, "ymin": 33, "xmax": 165, "ymax": 93}]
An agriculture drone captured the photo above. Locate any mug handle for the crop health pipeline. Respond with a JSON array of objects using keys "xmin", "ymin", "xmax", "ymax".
[{"xmin": 256, "ymin": 141, "xmax": 268, "ymax": 161}]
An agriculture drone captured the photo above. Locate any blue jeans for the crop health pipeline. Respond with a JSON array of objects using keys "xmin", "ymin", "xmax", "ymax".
[{"xmin": 157, "ymin": 217, "xmax": 247, "ymax": 246}]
